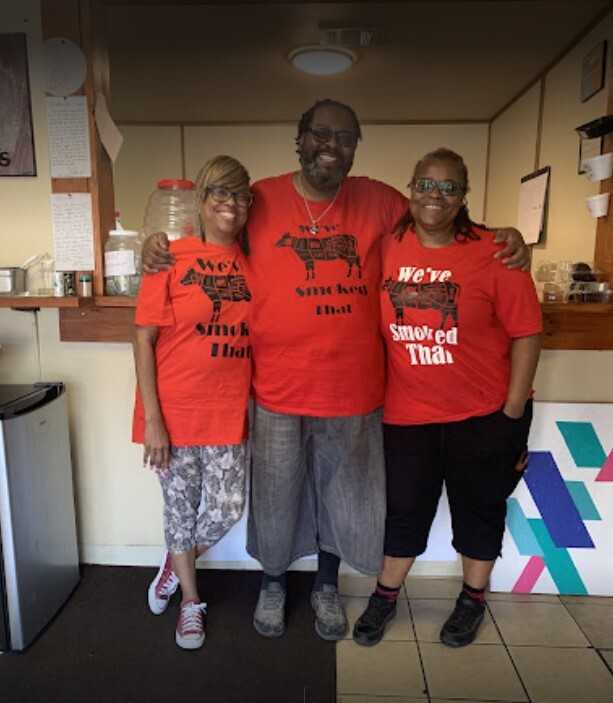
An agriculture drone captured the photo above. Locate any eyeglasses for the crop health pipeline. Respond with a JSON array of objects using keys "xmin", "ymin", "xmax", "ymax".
[
  {"xmin": 206, "ymin": 185, "xmax": 253, "ymax": 208},
  {"xmin": 410, "ymin": 178, "xmax": 465, "ymax": 197},
  {"xmin": 306, "ymin": 126, "xmax": 358, "ymax": 148}
]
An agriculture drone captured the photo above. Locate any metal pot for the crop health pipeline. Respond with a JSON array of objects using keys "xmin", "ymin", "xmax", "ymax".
[{"xmin": 0, "ymin": 268, "xmax": 26, "ymax": 295}]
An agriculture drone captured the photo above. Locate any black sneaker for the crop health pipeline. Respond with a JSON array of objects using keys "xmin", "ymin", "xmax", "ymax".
[
  {"xmin": 352, "ymin": 592, "xmax": 397, "ymax": 647},
  {"xmin": 439, "ymin": 592, "xmax": 485, "ymax": 648}
]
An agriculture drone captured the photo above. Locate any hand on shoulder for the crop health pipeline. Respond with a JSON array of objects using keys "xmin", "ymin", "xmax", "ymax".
[
  {"xmin": 142, "ymin": 231, "xmax": 174, "ymax": 273},
  {"xmin": 493, "ymin": 227, "xmax": 530, "ymax": 271}
]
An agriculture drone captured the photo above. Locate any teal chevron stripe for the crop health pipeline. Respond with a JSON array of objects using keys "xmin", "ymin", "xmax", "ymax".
[
  {"xmin": 565, "ymin": 481, "xmax": 602, "ymax": 520},
  {"xmin": 506, "ymin": 498, "xmax": 543, "ymax": 556},
  {"xmin": 556, "ymin": 421, "xmax": 607, "ymax": 468},
  {"xmin": 528, "ymin": 519, "xmax": 587, "ymax": 594}
]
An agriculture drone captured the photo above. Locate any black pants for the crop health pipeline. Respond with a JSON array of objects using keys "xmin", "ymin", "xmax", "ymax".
[{"xmin": 383, "ymin": 400, "xmax": 533, "ymax": 562}]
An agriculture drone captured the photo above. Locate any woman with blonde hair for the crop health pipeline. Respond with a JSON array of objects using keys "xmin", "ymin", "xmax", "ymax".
[{"xmin": 133, "ymin": 155, "xmax": 253, "ymax": 649}]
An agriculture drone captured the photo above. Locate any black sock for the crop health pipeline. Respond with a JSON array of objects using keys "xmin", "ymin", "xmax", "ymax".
[
  {"xmin": 375, "ymin": 581, "xmax": 401, "ymax": 603},
  {"xmin": 314, "ymin": 550, "xmax": 340, "ymax": 590},
  {"xmin": 462, "ymin": 582, "xmax": 486, "ymax": 608},
  {"xmin": 262, "ymin": 572, "xmax": 286, "ymax": 590}
]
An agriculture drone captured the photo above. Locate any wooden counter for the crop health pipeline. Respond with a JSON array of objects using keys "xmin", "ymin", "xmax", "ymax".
[
  {"xmin": 3, "ymin": 293, "xmax": 609, "ymax": 349},
  {"xmin": 0, "ymin": 295, "xmax": 91, "ymax": 309}
]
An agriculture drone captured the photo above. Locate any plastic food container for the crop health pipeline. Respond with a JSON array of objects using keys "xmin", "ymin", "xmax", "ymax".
[
  {"xmin": 142, "ymin": 179, "xmax": 197, "ymax": 241},
  {"xmin": 104, "ymin": 229, "xmax": 142, "ymax": 296},
  {"xmin": 536, "ymin": 260, "xmax": 611, "ymax": 303},
  {"xmin": 568, "ymin": 281, "xmax": 612, "ymax": 303},
  {"xmin": 582, "ymin": 152, "xmax": 613, "ymax": 182}
]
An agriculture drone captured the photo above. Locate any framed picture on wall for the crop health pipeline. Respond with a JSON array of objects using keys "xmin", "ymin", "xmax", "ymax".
[
  {"xmin": 0, "ymin": 33, "xmax": 36, "ymax": 176},
  {"xmin": 580, "ymin": 40, "xmax": 607, "ymax": 103}
]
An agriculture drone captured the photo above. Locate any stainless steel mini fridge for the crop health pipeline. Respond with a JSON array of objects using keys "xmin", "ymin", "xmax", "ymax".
[{"xmin": 0, "ymin": 383, "xmax": 79, "ymax": 651}]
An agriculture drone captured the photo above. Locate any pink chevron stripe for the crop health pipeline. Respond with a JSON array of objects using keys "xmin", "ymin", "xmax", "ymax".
[
  {"xmin": 512, "ymin": 556, "xmax": 546, "ymax": 593},
  {"xmin": 596, "ymin": 448, "xmax": 613, "ymax": 482}
]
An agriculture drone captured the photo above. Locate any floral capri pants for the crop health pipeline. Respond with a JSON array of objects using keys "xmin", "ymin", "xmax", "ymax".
[{"xmin": 158, "ymin": 443, "xmax": 248, "ymax": 554}]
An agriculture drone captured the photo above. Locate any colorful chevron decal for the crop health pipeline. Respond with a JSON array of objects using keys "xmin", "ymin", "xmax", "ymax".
[
  {"xmin": 556, "ymin": 421, "xmax": 607, "ymax": 468},
  {"xmin": 597, "ymin": 448, "xmax": 613, "ymax": 482},
  {"xmin": 498, "ymin": 411, "xmax": 613, "ymax": 595}
]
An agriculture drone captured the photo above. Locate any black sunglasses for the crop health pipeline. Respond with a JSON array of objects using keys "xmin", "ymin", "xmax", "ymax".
[
  {"xmin": 410, "ymin": 178, "xmax": 465, "ymax": 197},
  {"xmin": 306, "ymin": 126, "xmax": 358, "ymax": 148}
]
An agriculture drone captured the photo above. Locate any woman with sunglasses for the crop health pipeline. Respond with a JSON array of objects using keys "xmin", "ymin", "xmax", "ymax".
[
  {"xmin": 132, "ymin": 155, "xmax": 253, "ymax": 649},
  {"xmin": 353, "ymin": 148, "xmax": 542, "ymax": 649}
]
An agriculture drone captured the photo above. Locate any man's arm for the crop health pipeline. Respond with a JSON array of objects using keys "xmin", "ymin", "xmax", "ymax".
[{"xmin": 493, "ymin": 227, "xmax": 530, "ymax": 271}]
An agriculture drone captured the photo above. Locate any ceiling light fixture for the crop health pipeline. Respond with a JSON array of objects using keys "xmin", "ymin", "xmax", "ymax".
[{"xmin": 288, "ymin": 45, "xmax": 357, "ymax": 76}]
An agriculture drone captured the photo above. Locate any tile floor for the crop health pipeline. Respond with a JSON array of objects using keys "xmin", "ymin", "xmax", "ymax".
[{"xmin": 336, "ymin": 575, "xmax": 613, "ymax": 703}]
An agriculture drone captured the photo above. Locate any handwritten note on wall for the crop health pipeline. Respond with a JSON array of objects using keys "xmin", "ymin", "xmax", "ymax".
[
  {"xmin": 516, "ymin": 167, "xmax": 550, "ymax": 245},
  {"xmin": 39, "ymin": 37, "xmax": 86, "ymax": 97},
  {"xmin": 51, "ymin": 193, "xmax": 95, "ymax": 271},
  {"xmin": 46, "ymin": 96, "xmax": 92, "ymax": 178}
]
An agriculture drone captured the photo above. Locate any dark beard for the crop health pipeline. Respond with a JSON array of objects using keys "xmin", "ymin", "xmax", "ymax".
[{"xmin": 298, "ymin": 145, "xmax": 353, "ymax": 190}]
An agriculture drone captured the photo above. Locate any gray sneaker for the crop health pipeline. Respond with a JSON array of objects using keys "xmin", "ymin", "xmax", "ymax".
[
  {"xmin": 253, "ymin": 581, "xmax": 286, "ymax": 638},
  {"xmin": 311, "ymin": 583, "xmax": 348, "ymax": 641}
]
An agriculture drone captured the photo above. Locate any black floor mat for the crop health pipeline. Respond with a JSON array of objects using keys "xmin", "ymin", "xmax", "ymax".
[{"xmin": 0, "ymin": 565, "xmax": 336, "ymax": 703}]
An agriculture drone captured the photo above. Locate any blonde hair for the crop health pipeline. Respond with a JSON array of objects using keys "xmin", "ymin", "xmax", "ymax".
[{"xmin": 193, "ymin": 155, "xmax": 250, "ymax": 204}]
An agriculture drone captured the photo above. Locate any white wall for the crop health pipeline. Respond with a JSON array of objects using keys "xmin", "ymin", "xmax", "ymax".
[
  {"xmin": 537, "ymin": 19, "xmax": 611, "ymax": 267},
  {"xmin": 486, "ymin": 19, "xmax": 610, "ymax": 266},
  {"xmin": 485, "ymin": 83, "xmax": 541, "ymax": 226}
]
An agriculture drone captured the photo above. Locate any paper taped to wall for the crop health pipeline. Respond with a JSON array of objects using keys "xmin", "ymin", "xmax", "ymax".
[{"xmin": 516, "ymin": 167, "xmax": 550, "ymax": 245}]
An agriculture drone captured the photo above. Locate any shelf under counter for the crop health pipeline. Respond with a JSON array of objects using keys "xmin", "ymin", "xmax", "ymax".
[
  {"xmin": 59, "ymin": 295, "xmax": 138, "ymax": 343},
  {"xmin": 56, "ymin": 298, "xmax": 613, "ymax": 349},
  {"xmin": 59, "ymin": 303, "xmax": 136, "ymax": 343},
  {"xmin": 0, "ymin": 295, "xmax": 93, "ymax": 310}
]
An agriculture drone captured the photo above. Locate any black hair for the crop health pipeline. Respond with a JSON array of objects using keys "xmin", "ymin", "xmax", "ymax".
[
  {"xmin": 393, "ymin": 147, "xmax": 488, "ymax": 243},
  {"xmin": 296, "ymin": 99, "xmax": 362, "ymax": 141}
]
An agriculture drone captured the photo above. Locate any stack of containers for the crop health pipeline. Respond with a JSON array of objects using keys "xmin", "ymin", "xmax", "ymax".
[
  {"xmin": 583, "ymin": 153, "xmax": 613, "ymax": 218},
  {"xmin": 535, "ymin": 260, "xmax": 611, "ymax": 303},
  {"xmin": 577, "ymin": 116, "xmax": 613, "ymax": 220}
]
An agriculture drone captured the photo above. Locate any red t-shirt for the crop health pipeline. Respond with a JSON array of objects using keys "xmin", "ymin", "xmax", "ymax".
[
  {"xmin": 132, "ymin": 237, "xmax": 251, "ymax": 446},
  {"xmin": 381, "ymin": 227, "xmax": 543, "ymax": 425},
  {"xmin": 242, "ymin": 173, "xmax": 408, "ymax": 416}
]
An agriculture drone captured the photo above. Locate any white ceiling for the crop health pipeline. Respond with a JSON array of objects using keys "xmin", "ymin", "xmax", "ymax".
[{"xmin": 105, "ymin": 1, "xmax": 613, "ymax": 123}]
